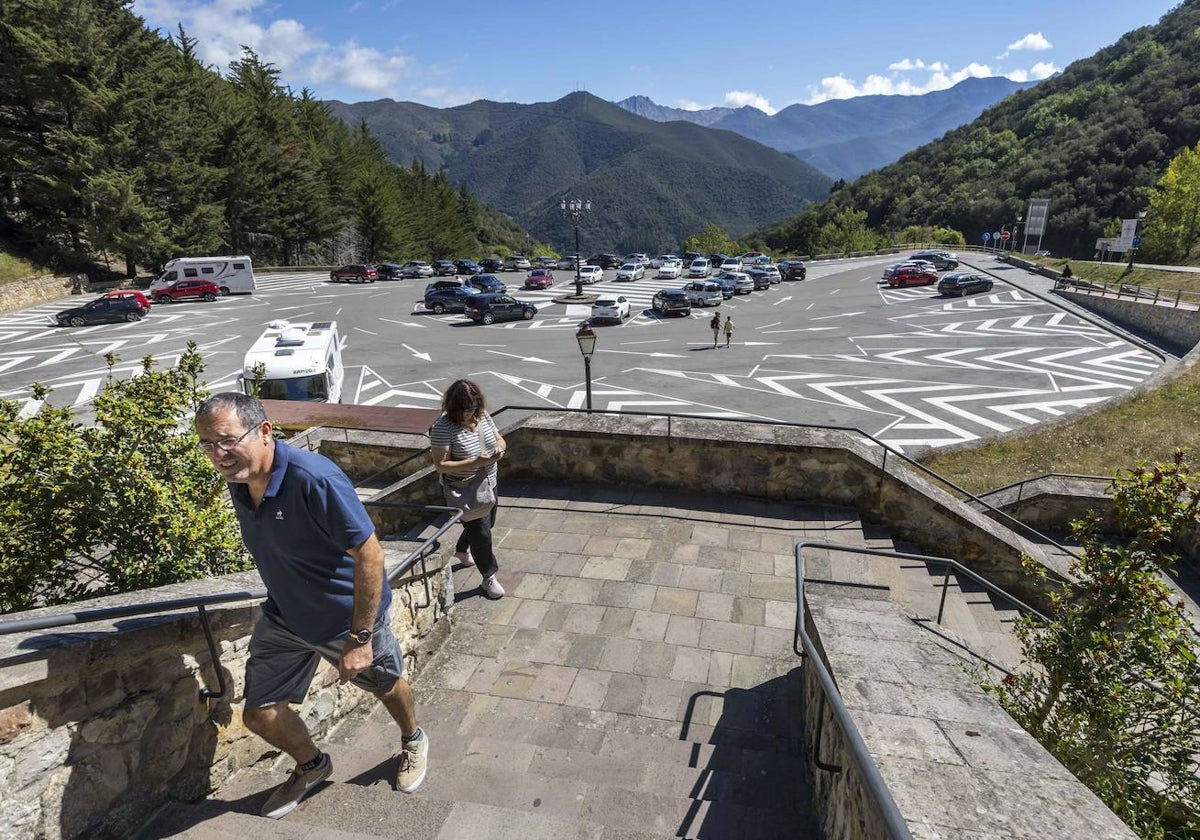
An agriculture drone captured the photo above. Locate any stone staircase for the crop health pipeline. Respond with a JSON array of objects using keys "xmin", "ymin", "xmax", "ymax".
[{"xmin": 137, "ymin": 481, "xmax": 1028, "ymax": 840}]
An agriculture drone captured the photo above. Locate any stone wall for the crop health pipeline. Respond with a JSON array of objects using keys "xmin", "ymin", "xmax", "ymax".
[
  {"xmin": 0, "ymin": 276, "xmax": 78, "ymax": 315},
  {"xmin": 0, "ymin": 547, "xmax": 452, "ymax": 840},
  {"xmin": 1055, "ymin": 289, "xmax": 1200, "ymax": 355}
]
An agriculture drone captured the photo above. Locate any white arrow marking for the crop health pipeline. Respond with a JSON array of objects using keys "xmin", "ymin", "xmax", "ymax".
[
  {"xmin": 761, "ymin": 327, "xmax": 837, "ymax": 334},
  {"xmin": 811, "ymin": 311, "xmax": 864, "ymax": 321},
  {"xmin": 379, "ymin": 318, "xmax": 427, "ymax": 328},
  {"xmin": 484, "ymin": 350, "xmax": 555, "ymax": 364},
  {"xmin": 772, "ymin": 297, "xmax": 792, "ymax": 306},
  {"xmin": 597, "ymin": 349, "xmax": 684, "ymax": 358},
  {"xmin": 401, "ymin": 343, "xmax": 432, "ymax": 362}
]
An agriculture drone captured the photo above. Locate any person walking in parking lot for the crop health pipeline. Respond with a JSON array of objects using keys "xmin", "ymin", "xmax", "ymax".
[
  {"xmin": 710, "ymin": 310, "xmax": 721, "ymax": 348},
  {"xmin": 723, "ymin": 315, "xmax": 734, "ymax": 348},
  {"xmin": 193, "ymin": 392, "xmax": 428, "ymax": 819}
]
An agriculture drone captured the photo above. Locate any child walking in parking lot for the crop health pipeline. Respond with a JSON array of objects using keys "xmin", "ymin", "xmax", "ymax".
[
  {"xmin": 710, "ymin": 310, "xmax": 721, "ymax": 348},
  {"xmin": 723, "ymin": 315, "xmax": 734, "ymax": 348}
]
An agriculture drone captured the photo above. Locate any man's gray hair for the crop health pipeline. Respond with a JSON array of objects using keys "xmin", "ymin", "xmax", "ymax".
[{"xmin": 196, "ymin": 392, "xmax": 268, "ymax": 431}]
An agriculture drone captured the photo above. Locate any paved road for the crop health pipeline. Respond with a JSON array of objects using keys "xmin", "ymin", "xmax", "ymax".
[{"xmin": 0, "ymin": 256, "xmax": 1162, "ymax": 453}]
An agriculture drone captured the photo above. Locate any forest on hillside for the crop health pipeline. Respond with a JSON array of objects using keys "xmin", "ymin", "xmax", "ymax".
[
  {"xmin": 0, "ymin": 0, "xmax": 541, "ymax": 277},
  {"xmin": 757, "ymin": 0, "xmax": 1200, "ymax": 261}
]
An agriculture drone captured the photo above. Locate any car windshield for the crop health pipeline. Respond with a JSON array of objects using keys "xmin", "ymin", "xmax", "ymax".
[{"xmin": 257, "ymin": 374, "xmax": 329, "ymax": 402}]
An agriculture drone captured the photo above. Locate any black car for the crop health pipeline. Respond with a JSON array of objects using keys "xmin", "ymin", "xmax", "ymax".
[
  {"xmin": 479, "ymin": 258, "xmax": 505, "ymax": 274},
  {"xmin": 455, "ymin": 259, "xmax": 484, "ymax": 276},
  {"xmin": 467, "ymin": 274, "xmax": 507, "ymax": 293},
  {"xmin": 937, "ymin": 272, "xmax": 994, "ymax": 297},
  {"xmin": 707, "ymin": 253, "xmax": 732, "ymax": 270},
  {"xmin": 463, "ymin": 293, "xmax": 538, "ymax": 324},
  {"xmin": 910, "ymin": 250, "xmax": 959, "ymax": 270},
  {"xmin": 587, "ymin": 253, "xmax": 622, "ymax": 270},
  {"xmin": 423, "ymin": 286, "xmax": 480, "ymax": 313},
  {"xmin": 779, "ymin": 259, "xmax": 807, "ymax": 281},
  {"xmin": 375, "ymin": 263, "xmax": 405, "ymax": 280},
  {"xmin": 55, "ymin": 297, "xmax": 148, "ymax": 327},
  {"xmin": 650, "ymin": 289, "xmax": 692, "ymax": 316},
  {"xmin": 746, "ymin": 269, "xmax": 773, "ymax": 290},
  {"xmin": 432, "ymin": 259, "xmax": 458, "ymax": 277}
]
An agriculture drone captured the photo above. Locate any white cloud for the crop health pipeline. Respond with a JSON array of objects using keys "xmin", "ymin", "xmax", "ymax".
[
  {"xmin": 415, "ymin": 87, "xmax": 486, "ymax": 108},
  {"xmin": 723, "ymin": 90, "xmax": 776, "ymax": 115},
  {"xmin": 805, "ymin": 61, "xmax": 997, "ymax": 104},
  {"xmin": 307, "ymin": 45, "xmax": 408, "ymax": 97},
  {"xmin": 673, "ymin": 99, "xmax": 713, "ymax": 111},
  {"xmin": 888, "ymin": 58, "xmax": 924, "ymax": 71},
  {"xmin": 1006, "ymin": 61, "xmax": 1059, "ymax": 83},
  {"xmin": 1008, "ymin": 32, "xmax": 1052, "ymax": 51}
]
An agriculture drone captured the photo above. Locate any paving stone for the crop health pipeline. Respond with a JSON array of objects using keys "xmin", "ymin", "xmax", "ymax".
[
  {"xmin": 540, "ymin": 532, "xmax": 591, "ymax": 554},
  {"xmin": 511, "ymin": 600, "xmax": 553, "ymax": 629},
  {"xmin": 434, "ymin": 801, "xmax": 602, "ymax": 840},
  {"xmin": 602, "ymin": 673, "xmax": 646, "ymax": 715},
  {"xmin": 564, "ymin": 635, "xmax": 609, "ymax": 670},
  {"xmin": 670, "ymin": 647, "xmax": 711, "ymax": 684},
  {"xmin": 651, "ymin": 587, "xmax": 698, "ymax": 616},
  {"xmin": 676, "ymin": 565, "xmax": 724, "ymax": 592},
  {"xmin": 696, "ymin": 545, "xmax": 742, "ymax": 570},
  {"xmin": 694, "ymin": 591, "xmax": 734, "ymax": 622},
  {"xmin": 559, "ymin": 604, "xmax": 608, "ymax": 635},
  {"xmin": 513, "ymin": 573, "xmax": 554, "ymax": 601},
  {"xmin": 648, "ymin": 562, "xmax": 683, "ymax": 586},
  {"xmin": 596, "ymin": 607, "xmax": 636, "ymax": 638},
  {"xmin": 719, "ymin": 571, "xmax": 751, "ymax": 597},
  {"xmin": 752, "ymin": 626, "xmax": 794, "ymax": 659},
  {"xmin": 731, "ymin": 597, "xmax": 765, "ymax": 626},
  {"xmin": 664, "ymin": 615, "xmax": 701, "ymax": 648},
  {"xmin": 564, "ymin": 669, "xmax": 612, "ymax": 710},
  {"xmin": 762, "ymin": 600, "xmax": 794, "ymax": 630},
  {"xmin": 627, "ymin": 610, "xmax": 670, "ymax": 642},
  {"xmin": 583, "ymin": 535, "xmax": 621, "ymax": 556},
  {"xmin": 530, "ymin": 663, "xmax": 579, "ymax": 704},
  {"xmin": 698, "ymin": 620, "xmax": 756, "ymax": 655},
  {"xmin": 708, "ymin": 651, "xmax": 733, "ymax": 687},
  {"xmin": 581, "ymin": 556, "xmax": 633, "ymax": 581},
  {"xmin": 529, "ymin": 630, "xmax": 574, "ymax": 666},
  {"xmin": 490, "ymin": 660, "xmax": 540, "ymax": 699},
  {"xmin": 596, "ymin": 581, "xmax": 656, "ymax": 610},
  {"xmin": 690, "ymin": 525, "xmax": 729, "ymax": 548},
  {"xmin": 463, "ymin": 735, "xmax": 538, "ymax": 774},
  {"xmin": 632, "ymin": 641, "xmax": 677, "ymax": 679},
  {"xmin": 551, "ymin": 554, "xmax": 589, "ymax": 576},
  {"xmin": 599, "ymin": 637, "xmax": 641, "ymax": 674},
  {"xmin": 639, "ymin": 677, "xmax": 685, "ymax": 721},
  {"xmin": 547, "ymin": 576, "xmax": 605, "ymax": 605},
  {"xmin": 670, "ymin": 543, "xmax": 701, "ymax": 564}
]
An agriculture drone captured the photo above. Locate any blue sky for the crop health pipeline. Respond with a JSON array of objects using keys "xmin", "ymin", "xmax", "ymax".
[{"xmin": 131, "ymin": 0, "xmax": 1180, "ymax": 112}]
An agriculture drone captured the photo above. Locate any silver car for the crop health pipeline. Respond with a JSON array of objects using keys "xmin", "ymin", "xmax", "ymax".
[
  {"xmin": 683, "ymin": 281, "xmax": 723, "ymax": 307},
  {"xmin": 615, "ymin": 262, "xmax": 645, "ymax": 281}
]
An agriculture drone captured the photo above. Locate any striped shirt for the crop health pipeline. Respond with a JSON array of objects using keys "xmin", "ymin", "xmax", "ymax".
[{"xmin": 429, "ymin": 413, "xmax": 500, "ymax": 484}]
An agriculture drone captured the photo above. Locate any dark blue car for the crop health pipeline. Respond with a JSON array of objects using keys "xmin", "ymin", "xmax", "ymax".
[
  {"xmin": 467, "ymin": 274, "xmax": 508, "ymax": 294},
  {"xmin": 424, "ymin": 287, "xmax": 480, "ymax": 313}
]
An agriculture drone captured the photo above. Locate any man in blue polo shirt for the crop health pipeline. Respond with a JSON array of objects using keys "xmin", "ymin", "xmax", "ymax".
[{"xmin": 194, "ymin": 392, "xmax": 428, "ymax": 819}]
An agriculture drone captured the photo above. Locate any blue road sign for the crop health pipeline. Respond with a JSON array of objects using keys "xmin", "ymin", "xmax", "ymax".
[
  {"xmin": 1132, "ymin": 236, "xmax": 1142, "ymax": 248},
  {"xmin": 982, "ymin": 232, "xmax": 991, "ymax": 242}
]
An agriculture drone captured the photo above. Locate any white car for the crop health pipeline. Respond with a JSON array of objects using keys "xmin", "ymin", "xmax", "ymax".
[
  {"xmin": 760, "ymin": 264, "xmax": 781, "ymax": 283},
  {"xmin": 503, "ymin": 254, "xmax": 532, "ymax": 271},
  {"xmin": 578, "ymin": 265, "xmax": 603, "ymax": 284},
  {"xmin": 615, "ymin": 262, "xmax": 645, "ymax": 281},
  {"xmin": 718, "ymin": 271, "xmax": 754, "ymax": 295},
  {"xmin": 683, "ymin": 280, "xmax": 723, "ymax": 307},
  {"xmin": 400, "ymin": 261, "xmax": 434, "ymax": 278},
  {"xmin": 591, "ymin": 295, "xmax": 631, "ymax": 323},
  {"xmin": 650, "ymin": 254, "xmax": 678, "ymax": 269},
  {"xmin": 656, "ymin": 260, "xmax": 683, "ymax": 280},
  {"xmin": 719, "ymin": 258, "xmax": 743, "ymax": 273},
  {"xmin": 688, "ymin": 258, "xmax": 711, "ymax": 278},
  {"xmin": 624, "ymin": 252, "xmax": 650, "ymax": 267}
]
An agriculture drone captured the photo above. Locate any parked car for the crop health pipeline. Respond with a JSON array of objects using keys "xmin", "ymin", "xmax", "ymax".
[
  {"xmin": 591, "ymin": 295, "xmax": 631, "ymax": 324},
  {"xmin": 467, "ymin": 274, "xmax": 507, "ymax": 294},
  {"xmin": 503, "ymin": 254, "xmax": 532, "ymax": 271},
  {"xmin": 578, "ymin": 265, "xmax": 603, "ymax": 284},
  {"xmin": 624, "ymin": 253, "xmax": 650, "ymax": 267},
  {"xmin": 650, "ymin": 254, "xmax": 678, "ymax": 269},
  {"xmin": 372, "ymin": 263, "xmax": 402, "ymax": 280},
  {"xmin": 656, "ymin": 260, "xmax": 683, "ymax": 280},
  {"xmin": 400, "ymin": 260, "xmax": 434, "ymax": 278},
  {"xmin": 455, "ymin": 259, "xmax": 484, "ymax": 276},
  {"xmin": 55, "ymin": 296, "xmax": 148, "ymax": 326},
  {"xmin": 651, "ymin": 289, "xmax": 692, "ymax": 316},
  {"xmin": 910, "ymin": 250, "xmax": 959, "ymax": 270},
  {"xmin": 719, "ymin": 258, "xmax": 743, "ymax": 274},
  {"xmin": 586, "ymin": 254, "xmax": 622, "ymax": 270},
  {"xmin": 746, "ymin": 269, "xmax": 773, "ymax": 290},
  {"xmin": 533, "ymin": 255, "xmax": 558, "ymax": 268},
  {"xmin": 100, "ymin": 289, "xmax": 153, "ymax": 309},
  {"xmin": 707, "ymin": 253, "xmax": 732, "ymax": 270},
  {"xmin": 759, "ymin": 264, "xmax": 782, "ymax": 283},
  {"xmin": 681, "ymin": 252, "xmax": 704, "ymax": 266},
  {"xmin": 937, "ymin": 272, "xmax": 994, "ymax": 297},
  {"xmin": 153, "ymin": 278, "xmax": 222, "ymax": 302},
  {"xmin": 1034, "ymin": 250, "xmax": 1052, "ymax": 258},
  {"xmin": 779, "ymin": 259, "xmax": 806, "ymax": 281},
  {"xmin": 615, "ymin": 262, "xmax": 645, "ymax": 282},
  {"xmin": 683, "ymin": 280, "xmax": 724, "ymax": 307},
  {"xmin": 739, "ymin": 251, "xmax": 765, "ymax": 264},
  {"xmin": 432, "ymin": 259, "xmax": 458, "ymax": 276},
  {"xmin": 330, "ymin": 264, "xmax": 378, "ymax": 283},
  {"xmin": 524, "ymin": 269, "xmax": 555, "ymax": 289},
  {"xmin": 556, "ymin": 255, "xmax": 582, "ymax": 271},
  {"xmin": 716, "ymin": 271, "xmax": 752, "ymax": 296},
  {"xmin": 887, "ymin": 265, "xmax": 939, "ymax": 287},
  {"xmin": 479, "ymin": 258, "xmax": 505, "ymax": 274},
  {"xmin": 424, "ymin": 286, "xmax": 480, "ymax": 313},
  {"xmin": 688, "ymin": 258, "xmax": 712, "ymax": 278},
  {"xmin": 464, "ymin": 293, "xmax": 537, "ymax": 324},
  {"xmin": 426, "ymin": 278, "xmax": 470, "ymax": 293}
]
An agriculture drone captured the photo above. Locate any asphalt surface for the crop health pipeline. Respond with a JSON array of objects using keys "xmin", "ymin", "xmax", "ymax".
[{"xmin": 0, "ymin": 255, "xmax": 1163, "ymax": 453}]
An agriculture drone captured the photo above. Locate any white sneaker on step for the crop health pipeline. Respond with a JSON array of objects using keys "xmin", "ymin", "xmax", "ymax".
[
  {"xmin": 481, "ymin": 574, "xmax": 505, "ymax": 600},
  {"xmin": 454, "ymin": 550, "xmax": 474, "ymax": 567}
]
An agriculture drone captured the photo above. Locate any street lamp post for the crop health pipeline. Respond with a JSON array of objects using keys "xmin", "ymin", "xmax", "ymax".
[
  {"xmin": 575, "ymin": 324, "xmax": 596, "ymax": 412},
  {"xmin": 561, "ymin": 198, "xmax": 591, "ymax": 297},
  {"xmin": 1013, "ymin": 214, "xmax": 1023, "ymax": 252}
]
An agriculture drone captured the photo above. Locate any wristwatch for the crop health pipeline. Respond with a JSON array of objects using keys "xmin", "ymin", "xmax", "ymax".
[{"xmin": 350, "ymin": 628, "xmax": 373, "ymax": 644}]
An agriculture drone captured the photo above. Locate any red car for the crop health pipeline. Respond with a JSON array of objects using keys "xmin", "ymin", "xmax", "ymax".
[
  {"xmin": 153, "ymin": 279, "xmax": 220, "ymax": 303},
  {"xmin": 887, "ymin": 265, "xmax": 938, "ymax": 287},
  {"xmin": 524, "ymin": 269, "xmax": 554, "ymax": 290},
  {"xmin": 101, "ymin": 289, "xmax": 153, "ymax": 308},
  {"xmin": 330, "ymin": 264, "xmax": 378, "ymax": 283}
]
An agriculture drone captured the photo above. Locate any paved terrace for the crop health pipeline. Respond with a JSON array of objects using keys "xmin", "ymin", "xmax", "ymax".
[{"xmin": 141, "ymin": 480, "xmax": 837, "ymax": 839}]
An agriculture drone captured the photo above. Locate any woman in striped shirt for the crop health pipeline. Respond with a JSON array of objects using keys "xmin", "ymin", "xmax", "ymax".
[{"xmin": 429, "ymin": 379, "xmax": 507, "ymax": 599}]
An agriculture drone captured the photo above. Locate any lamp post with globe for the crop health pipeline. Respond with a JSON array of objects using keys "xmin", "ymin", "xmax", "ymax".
[{"xmin": 560, "ymin": 198, "xmax": 591, "ymax": 297}]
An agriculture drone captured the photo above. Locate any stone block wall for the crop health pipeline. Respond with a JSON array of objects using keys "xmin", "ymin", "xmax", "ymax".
[
  {"xmin": 0, "ymin": 276, "xmax": 78, "ymax": 315},
  {"xmin": 1055, "ymin": 289, "xmax": 1200, "ymax": 355},
  {"xmin": 0, "ymin": 551, "xmax": 451, "ymax": 840}
]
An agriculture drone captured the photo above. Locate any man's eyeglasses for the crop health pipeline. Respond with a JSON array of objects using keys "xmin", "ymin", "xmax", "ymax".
[{"xmin": 197, "ymin": 425, "xmax": 258, "ymax": 455}]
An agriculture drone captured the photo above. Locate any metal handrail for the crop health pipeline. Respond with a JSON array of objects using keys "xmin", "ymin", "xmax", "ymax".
[
  {"xmin": 1054, "ymin": 277, "xmax": 1200, "ymax": 310},
  {"xmin": 0, "ymin": 501, "xmax": 462, "ymax": 700},
  {"xmin": 975, "ymin": 472, "xmax": 1112, "ymax": 507},
  {"xmin": 490, "ymin": 404, "xmax": 1083, "ymax": 562}
]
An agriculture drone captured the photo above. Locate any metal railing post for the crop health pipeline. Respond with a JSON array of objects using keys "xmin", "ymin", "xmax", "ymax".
[{"xmin": 936, "ymin": 563, "xmax": 952, "ymax": 624}]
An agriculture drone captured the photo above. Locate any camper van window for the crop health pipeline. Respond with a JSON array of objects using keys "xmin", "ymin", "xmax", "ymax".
[
  {"xmin": 201, "ymin": 267, "xmax": 214, "ymax": 274},
  {"xmin": 184, "ymin": 268, "xmax": 198, "ymax": 277},
  {"xmin": 162, "ymin": 271, "xmax": 177, "ymax": 283},
  {"xmin": 234, "ymin": 263, "xmax": 246, "ymax": 269},
  {"xmin": 257, "ymin": 374, "xmax": 329, "ymax": 402}
]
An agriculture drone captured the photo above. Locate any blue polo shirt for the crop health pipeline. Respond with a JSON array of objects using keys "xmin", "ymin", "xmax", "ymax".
[{"xmin": 229, "ymin": 440, "xmax": 387, "ymax": 645}]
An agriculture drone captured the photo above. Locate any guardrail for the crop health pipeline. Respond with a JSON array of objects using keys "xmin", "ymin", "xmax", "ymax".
[
  {"xmin": 976, "ymin": 472, "xmax": 1111, "ymax": 506},
  {"xmin": 1054, "ymin": 277, "xmax": 1200, "ymax": 309}
]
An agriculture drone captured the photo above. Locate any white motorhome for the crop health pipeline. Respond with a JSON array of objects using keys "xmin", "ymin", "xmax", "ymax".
[
  {"xmin": 150, "ymin": 256, "xmax": 255, "ymax": 296},
  {"xmin": 240, "ymin": 320, "xmax": 343, "ymax": 403}
]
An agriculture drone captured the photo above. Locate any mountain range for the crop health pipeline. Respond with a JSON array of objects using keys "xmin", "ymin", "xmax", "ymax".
[{"xmin": 616, "ymin": 76, "xmax": 1038, "ymax": 181}]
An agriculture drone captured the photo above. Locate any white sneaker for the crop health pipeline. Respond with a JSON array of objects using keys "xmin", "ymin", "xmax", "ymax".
[
  {"xmin": 481, "ymin": 574, "xmax": 505, "ymax": 600},
  {"xmin": 454, "ymin": 550, "xmax": 474, "ymax": 567}
]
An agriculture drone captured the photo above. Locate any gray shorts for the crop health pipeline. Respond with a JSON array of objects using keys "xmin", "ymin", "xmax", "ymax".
[{"xmin": 244, "ymin": 610, "xmax": 405, "ymax": 708}]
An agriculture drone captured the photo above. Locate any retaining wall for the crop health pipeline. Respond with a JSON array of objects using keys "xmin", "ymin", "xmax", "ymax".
[
  {"xmin": 0, "ymin": 276, "xmax": 79, "ymax": 315},
  {"xmin": 1055, "ymin": 290, "xmax": 1200, "ymax": 355}
]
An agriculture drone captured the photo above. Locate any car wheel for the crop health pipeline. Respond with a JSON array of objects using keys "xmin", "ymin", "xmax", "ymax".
[
  {"xmin": 330, "ymin": 275, "xmax": 338, "ymax": 282},
  {"xmin": 356, "ymin": 274, "xmax": 365, "ymax": 283},
  {"xmin": 202, "ymin": 292, "xmax": 217, "ymax": 301},
  {"xmin": 481, "ymin": 313, "xmax": 496, "ymax": 325},
  {"xmin": 69, "ymin": 316, "xmax": 86, "ymax": 327},
  {"xmin": 986, "ymin": 282, "xmax": 994, "ymax": 292},
  {"xmin": 124, "ymin": 311, "xmax": 142, "ymax": 322},
  {"xmin": 522, "ymin": 308, "xmax": 534, "ymax": 320},
  {"xmin": 155, "ymin": 295, "xmax": 171, "ymax": 303},
  {"xmin": 432, "ymin": 302, "xmax": 446, "ymax": 314},
  {"xmin": 219, "ymin": 287, "xmax": 230, "ymax": 296}
]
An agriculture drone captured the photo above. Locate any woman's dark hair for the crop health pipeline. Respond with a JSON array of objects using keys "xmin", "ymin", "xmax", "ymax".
[{"xmin": 442, "ymin": 379, "xmax": 487, "ymax": 423}]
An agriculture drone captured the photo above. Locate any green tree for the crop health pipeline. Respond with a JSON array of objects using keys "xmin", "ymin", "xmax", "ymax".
[
  {"xmin": 683, "ymin": 222, "xmax": 739, "ymax": 255},
  {"xmin": 984, "ymin": 452, "xmax": 1200, "ymax": 839},
  {"xmin": 1142, "ymin": 140, "xmax": 1200, "ymax": 263},
  {"xmin": 817, "ymin": 208, "xmax": 877, "ymax": 254},
  {"xmin": 0, "ymin": 345, "xmax": 248, "ymax": 612}
]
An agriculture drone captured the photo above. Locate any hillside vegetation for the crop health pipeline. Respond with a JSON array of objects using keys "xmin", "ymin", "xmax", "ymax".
[
  {"xmin": 328, "ymin": 93, "xmax": 833, "ymax": 253},
  {"xmin": 758, "ymin": 1, "xmax": 1200, "ymax": 260},
  {"xmin": 0, "ymin": 0, "xmax": 542, "ymax": 276}
]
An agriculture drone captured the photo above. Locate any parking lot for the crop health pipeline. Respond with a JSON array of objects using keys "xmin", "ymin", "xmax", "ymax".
[{"xmin": 0, "ymin": 256, "xmax": 1162, "ymax": 452}]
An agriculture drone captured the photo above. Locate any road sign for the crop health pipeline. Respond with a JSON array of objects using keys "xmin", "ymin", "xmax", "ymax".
[
  {"xmin": 993, "ymin": 231, "xmax": 1001, "ymax": 241},
  {"xmin": 982, "ymin": 232, "xmax": 991, "ymax": 242},
  {"xmin": 1000, "ymin": 231, "xmax": 1011, "ymax": 241},
  {"xmin": 1132, "ymin": 236, "xmax": 1142, "ymax": 248}
]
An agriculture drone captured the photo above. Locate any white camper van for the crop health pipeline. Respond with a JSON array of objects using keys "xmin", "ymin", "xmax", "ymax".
[
  {"xmin": 240, "ymin": 320, "xmax": 343, "ymax": 403},
  {"xmin": 150, "ymin": 256, "xmax": 255, "ymax": 296}
]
